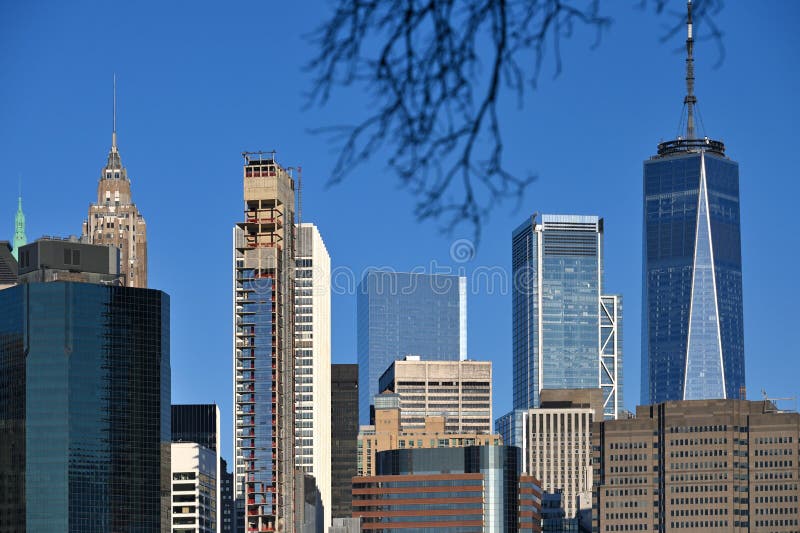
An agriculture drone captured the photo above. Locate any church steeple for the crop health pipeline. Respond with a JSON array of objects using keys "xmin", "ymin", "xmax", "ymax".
[{"xmin": 12, "ymin": 189, "xmax": 26, "ymax": 261}]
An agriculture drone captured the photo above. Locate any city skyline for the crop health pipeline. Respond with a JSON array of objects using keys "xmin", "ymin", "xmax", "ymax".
[{"xmin": 2, "ymin": 1, "xmax": 798, "ymax": 464}]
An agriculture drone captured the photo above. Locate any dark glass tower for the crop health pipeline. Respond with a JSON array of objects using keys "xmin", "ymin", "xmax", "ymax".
[
  {"xmin": 357, "ymin": 271, "xmax": 466, "ymax": 424},
  {"xmin": 641, "ymin": 1, "xmax": 745, "ymax": 404},
  {"xmin": 330, "ymin": 364, "xmax": 358, "ymax": 519},
  {"xmin": 172, "ymin": 404, "xmax": 220, "ymax": 451},
  {"xmin": 0, "ymin": 281, "xmax": 170, "ymax": 532}
]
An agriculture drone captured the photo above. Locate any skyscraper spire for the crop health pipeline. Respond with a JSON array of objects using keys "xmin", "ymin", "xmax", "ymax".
[
  {"xmin": 684, "ymin": 0, "xmax": 697, "ymax": 139},
  {"xmin": 12, "ymin": 182, "xmax": 27, "ymax": 261},
  {"xmin": 112, "ymin": 73, "xmax": 118, "ymax": 152}
]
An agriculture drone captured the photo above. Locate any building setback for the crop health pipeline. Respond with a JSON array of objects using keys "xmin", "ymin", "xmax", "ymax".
[
  {"xmin": 233, "ymin": 152, "xmax": 296, "ymax": 532},
  {"xmin": 641, "ymin": 0, "xmax": 745, "ymax": 405},
  {"xmin": 357, "ymin": 394, "xmax": 502, "ymax": 477},
  {"xmin": 511, "ymin": 214, "xmax": 622, "ymax": 419},
  {"xmin": 593, "ymin": 399, "xmax": 800, "ymax": 532},
  {"xmin": 357, "ymin": 271, "xmax": 467, "ymax": 424},
  {"xmin": 497, "ymin": 389, "xmax": 603, "ymax": 520},
  {"xmin": 330, "ymin": 364, "xmax": 359, "ymax": 519},
  {"xmin": 0, "ymin": 275, "xmax": 170, "ymax": 532},
  {"xmin": 294, "ymin": 223, "xmax": 331, "ymax": 529},
  {"xmin": 353, "ymin": 446, "xmax": 542, "ymax": 532},
  {"xmin": 81, "ymin": 103, "xmax": 147, "ymax": 288},
  {"xmin": 379, "ymin": 356, "xmax": 493, "ymax": 434}
]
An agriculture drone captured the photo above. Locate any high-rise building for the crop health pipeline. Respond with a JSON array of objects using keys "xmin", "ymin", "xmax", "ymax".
[
  {"xmin": 81, "ymin": 86, "xmax": 148, "ymax": 288},
  {"xmin": 0, "ymin": 246, "xmax": 170, "ymax": 532},
  {"xmin": 378, "ymin": 356, "xmax": 493, "ymax": 434},
  {"xmin": 512, "ymin": 214, "xmax": 622, "ymax": 418},
  {"xmin": 15, "ymin": 237, "xmax": 121, "ymax": 285},
  {"xmin": 593, "ymin": 399, "xmax": 800, "ymax": 532},
  {"xmin": 357, "ymin": 271, "xmax": 467, "ymax": 424},
  {"xmin": 353, "ymin": 446, "xmax": 542, "ymax": 532},
  {"xmin": 330, "ymin": 364, "xmax": 358, "ymax": 519},
  {"xmin": 220, "ymin": 458, "xmax": 236, "ymax": 533},
  {"xmin": 641, "ymin": 0, "xmax": 745, "ymax": 405},
  {"xmin": 172, "ymin": 404, "xmax": 222, "ymax": 533},
  {"xmin": 294, "ymin": 223, "xmax": 331, "ymax": 528},
  {"xmin": 233, "ymin": 152, "xmax": 296, "ymax": 532},
  {"xmin": 172, "ymin": 442, "xmax": 219, "ymax": 533},
  {"xmin": 357, "ymin": 394, "xmax": 502, "ymax": 477},
  {"xmin": 0, "ymin": 241, "xmax": 18, "ymax": 289},
  {"xmin": 11, "ymin": 194, "xmax": 26, "ymax": 261},
  {"xmin": 496, "ymin": 389, "xmax": 603, "ymax": 518}
]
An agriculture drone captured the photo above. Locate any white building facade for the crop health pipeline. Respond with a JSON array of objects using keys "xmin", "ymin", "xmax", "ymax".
[
  {"xmin": 294, "ymin": 223, "xmax": 331, "ymax": 528},
  {"xmin": 172, "ymin": 442, "xmax": 219, "ymax": 533}
]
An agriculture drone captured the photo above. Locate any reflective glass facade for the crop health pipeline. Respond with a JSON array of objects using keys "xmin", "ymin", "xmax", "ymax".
[
  {"xmin": 357, "ymin": 271, "xmax": 467, "ymax": 424},
  {"xmin": 512, "ymin": 215, "xmax": 622, "ymax": 416},
  {"xmin": 0, "ymin": 282, "xmax": 170, "ymax": 533},
  {"xmin": 330, "ymin": 364, "xmax": 358, "ymax": 519},
  {"xmin": 642, "ymin": 150, "xmax": 745, "ymax": 404}
]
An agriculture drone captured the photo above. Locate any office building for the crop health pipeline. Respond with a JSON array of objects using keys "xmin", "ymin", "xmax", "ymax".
[
  {"xmin": 379, "ymin": 356, "xmax": 493, "ymax": 433},
  {"xmin": 295, "ymin": 223, "xmax": 331, "ymax": 528},
  {"xmin": 172, "ymin": 404, "xmax": 222, "ymax": 532},
  {"xmin": 357, "ymin": 393, "xmax": 501, "ymax": 477},
  {"xmin": 0, "ymin": 242, "xmax": 17, "ymax": 289},
  {"xmin": 497, "ymin": 389, "xmax": 602, "ymax": 519},
  {"xmin": 593, "ymin": 399, "xmax": 800, "ymax": 532},
  {"xmin": 330, "ymin": 364, "xmax": 358, "ymax": 519},
  {"xmin": 357, "ymin": 270, "xmax": 467, "ymax": 424},
  {"xmin": 220, "ymin": 458, "xmax": 236, "ymax": 533},
  {"xmin": 233, "ymin": 152, "xmax": 297, "ymax": 532},
  {"xmin": 172, "ymin": 442, "xmax": 219, "ymax": 533},
  {"xmin": 81, "ymin": 91, "xmax": 148, "ymax": 288},
  {"xmin": 11, "ymin": 194, "xmax": 26, "ymax": 261},
  {"xmin": 353, "ymin": 446, "xmax": 542, "ymax": 532},
  {"xmin": 512, "ymin": 214, "xmax": 622, "ymax": 419},
  {"xmin": 0, "ymin": 269, "xmax": 170, "ymax": 532},
  {"xmin": 641, "ymin": 0, "xmax": 745, "ymax": 404}
]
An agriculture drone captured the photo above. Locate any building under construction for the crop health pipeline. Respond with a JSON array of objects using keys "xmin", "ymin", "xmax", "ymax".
[{"xmin": 233, "ymin": 152, "xmax": 296, "ymax": 532}]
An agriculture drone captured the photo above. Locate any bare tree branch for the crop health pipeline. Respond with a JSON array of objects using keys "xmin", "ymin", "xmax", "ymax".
[{"xmin": 307, "ymin": 0, "xmax": 724, "ymax": 244}]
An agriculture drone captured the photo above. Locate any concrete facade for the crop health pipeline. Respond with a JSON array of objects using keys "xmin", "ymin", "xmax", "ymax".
[
  {"xmin": 172, "ymin": 443, "xmax": 219, "ymax": 533},
  {"xmin": 379, "ymin": 357, "xmax": 493, "ymax": 434}
]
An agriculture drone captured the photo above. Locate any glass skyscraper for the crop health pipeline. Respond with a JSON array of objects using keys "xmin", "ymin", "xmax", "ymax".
[
  {"xmin": 357, "ymin": 271, "xmax": 466, "ymax": 424},
  {"xmin": 641, "ymin": 0, "xmax": 745, "ymax": 405},
  {"xmin": 642, "ymin": 141, "xmax": 745, "ymax": 404},
  {"xmin": 0, "ymin": 281, "xmax": 170, "ymax": 532},
  {"xmin": 511, "ymin": 214, "xmax": 622, "ymax": 418}
]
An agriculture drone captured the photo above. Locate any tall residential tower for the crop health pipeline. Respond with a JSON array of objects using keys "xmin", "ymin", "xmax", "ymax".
[
  {"xmin": 294, "ymin": 222, "xmax": 331, "ymax": 528},
  {"xmin": 233, "ymin": 152, "xmax": 296, "ymax": 532},
  {"xmin": 511, "ymin": 214, "xmax": 622, "ymax": 419},
  {"xmin": 641, "ymin": 0, "xmax": 745, "ymax": 404}
]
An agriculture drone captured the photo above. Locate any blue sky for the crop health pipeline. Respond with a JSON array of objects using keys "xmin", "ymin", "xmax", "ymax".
[{"xmin": 2, "ymin": 1, "xmax": 798, "ymax": 462}]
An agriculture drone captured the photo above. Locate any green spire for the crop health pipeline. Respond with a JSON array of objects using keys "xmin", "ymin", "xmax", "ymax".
[{"xmin": 12, "ymin": 194, "xmax": 26, "ymax": 261}]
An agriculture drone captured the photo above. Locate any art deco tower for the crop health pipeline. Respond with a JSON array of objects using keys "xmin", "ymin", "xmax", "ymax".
[
  {"xmin": 82, "ymin": 80, "xmax": 148, "ymax": 287},
  {"xmin": 233, "ymin": 152, "xmax": 296, "ymax": 532},
  {"xmin": 641, "ymin": 0, "xmax": 745, "ymax": 404}
]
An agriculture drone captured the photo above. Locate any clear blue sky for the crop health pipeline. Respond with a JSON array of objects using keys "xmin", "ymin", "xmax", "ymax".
[{"xmin": 2, "ymin": 1, "xmax": 798, "ymax": 463}]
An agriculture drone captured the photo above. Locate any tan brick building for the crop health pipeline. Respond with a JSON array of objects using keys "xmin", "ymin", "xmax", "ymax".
[
  {"xmin": 82, "ymin": 127, "xmax": 147, "ymax": 288},
  {"xmin": 593, "ymin": 399, "xmax": 800, "ymax": 532},
  {"xmin": 357, "ymin": 394, "xmax": 501, "ymax": 477}
]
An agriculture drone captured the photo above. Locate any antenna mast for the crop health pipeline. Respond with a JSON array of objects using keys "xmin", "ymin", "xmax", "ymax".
[
  {"xmin": 684, "ymin": 0, "xmax": 696, "ymax": 139},
  {"xmin": 112, "ymin": 73, "xmax": 118, "ymax": 151}
]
